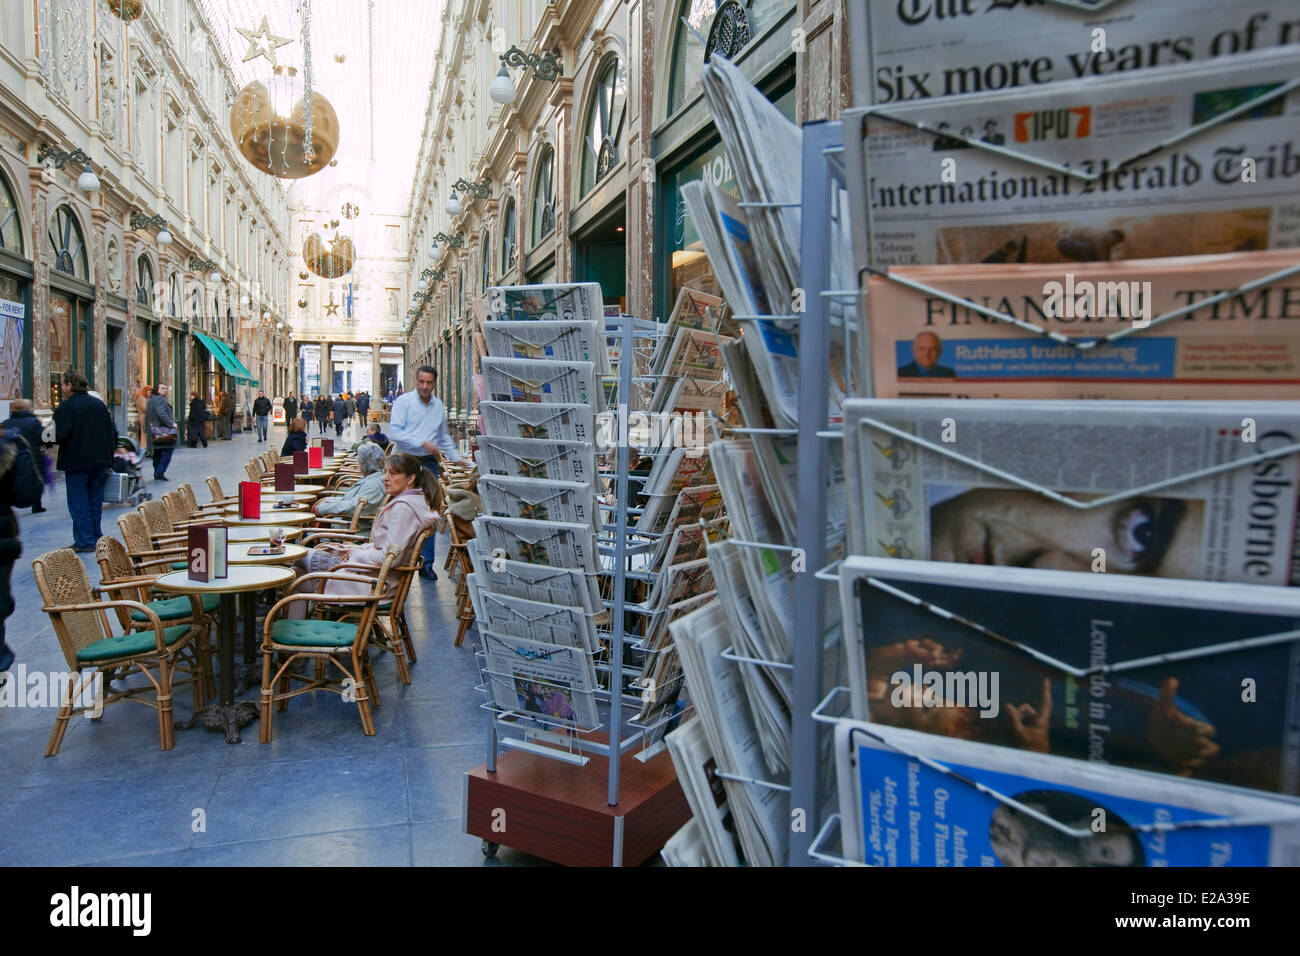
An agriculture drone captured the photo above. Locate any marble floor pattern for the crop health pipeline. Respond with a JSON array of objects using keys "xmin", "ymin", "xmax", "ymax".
[{"xmin": 0, "ymin": 425, "xmax": 547, "ymax": 867}]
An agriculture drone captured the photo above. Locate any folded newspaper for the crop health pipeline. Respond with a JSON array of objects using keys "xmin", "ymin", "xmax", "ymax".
[
  {"xmin": 482, "ymin": 319, "xmax": 610, "ymax": 373},
  {"xmin": 855, "ymin": 46, "xmax": 1300, "ymax": 268},
  {"xmin": 843, "ymin": 398, "xmax": 1300, "ymax": 586},
  {"xmin": 473, "ymin": 515, "xmax": 597, "ymax": 574},
  {"xmin": 838, "ymin": 555, "xmax": 1300, "ymax": 795},
  {"xmin": 834, "ymin": 720, "xmax": 1300, "ymax": 867},
  {"xmin": 479, "ymin": 356, "xmax": 602, "ymax": 409},
  {"xmin": 481, "ymin": 631, "xmax": 599, "ymax": 730},
  {"xmin": 478, "ymin": 474, "xmax": 597, "ymax": 529},
  {"xmin": 476, "ymin": 434, "xmax": 595, "ymax": 485},
  {"xmin": 468, "ymin": 537, "xmax": 601, "ymax": 612},
  {"xmin": 486, "ymin": 282, "xmax": 604, "ymax": 323},
  {"xmin": 479, "ymin": 400, "xmax": 595, "ymax": 444},
  {"xmin": 666, "ymin": 715, "xmax": 746, "ymax": 867}
]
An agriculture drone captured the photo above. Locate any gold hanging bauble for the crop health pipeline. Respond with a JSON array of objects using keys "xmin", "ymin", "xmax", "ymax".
[
  {"xmin": 108, "ymin": 0, "xmax": 144, "ymax": 22},
  {"xmin": 302, "ymin": 233, "xmax": 355, "ymax": 279},
  {"xmin": 229, "ymin": 67, "xmax": 338, "ymax": 180}
]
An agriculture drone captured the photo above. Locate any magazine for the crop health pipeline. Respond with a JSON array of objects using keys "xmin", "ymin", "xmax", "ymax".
[
  {"xmin": 838, "ymin": 555, "xmax": 1300, "ymax": 795},
  {"xmin": 842, "ymin": 399, "xmax": 1300, "ymax": 586},
  {"xmin": 864, "ymin": 250, "xmax": 1300, "ymax": 400},
  {"xmin": 855, "ymin": 48, "xmax": 1300, "ymax": 267},
  {"xmin": 835, "ymin": 720, "xmax": 1300, "ymax": 868}
]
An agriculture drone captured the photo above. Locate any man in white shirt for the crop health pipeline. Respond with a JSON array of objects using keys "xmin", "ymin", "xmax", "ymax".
[{"xmin": 387, "ymin": 365, "xmax": 461, "ymax": 580}]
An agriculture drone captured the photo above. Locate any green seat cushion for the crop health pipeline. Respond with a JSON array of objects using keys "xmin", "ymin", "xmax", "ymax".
[
  {"xmin": 171, "ymin": 561, "xmax": 187, "ymax": 571},
  {"xmin": 130, "ymin": 593, "xmax": 220, "ymax": 622},
  {"xmin": 270, "ymin": 619, "xmax": 359, "ymax": 648},
  {"xmin": 77, "ymin": 624, "xmax": 193, "ymax": 663}
]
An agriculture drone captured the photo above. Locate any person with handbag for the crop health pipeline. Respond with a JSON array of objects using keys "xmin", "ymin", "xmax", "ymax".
[{"xmin": 145, "ymin": 384, "xmax": 178, "ymax": 481}]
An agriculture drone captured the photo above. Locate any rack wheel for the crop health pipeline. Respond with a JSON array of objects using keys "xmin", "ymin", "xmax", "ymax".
[{"xmin": 481, "ymin": 840, "xmax": 499, "ymax": 859}]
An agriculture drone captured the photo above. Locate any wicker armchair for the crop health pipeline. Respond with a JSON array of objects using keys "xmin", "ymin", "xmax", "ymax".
[
  {"xmin": 175, "ymin": 483, "xmax": 228, "ymax": 520},
  {"xmin": 140, "ymin": 500, "xmax": 191, "ymax": 548},
  {"xmin": 258, "ymin": 549, "xmax": 399, "ymax": 742},
  {"xmin": 34, "ymin": 548, "xmax": 207, "ymax": 755},
  {"xmin": 118, "ymin": 512, "xmax": 187, "ymax": 574},
  {"xmin": 95, "ymin": 536, "xmax": 217, "ymax": 700},
  {"xmin": 206, "ymin": 476, "xmax": 235, "ymax": 505}
]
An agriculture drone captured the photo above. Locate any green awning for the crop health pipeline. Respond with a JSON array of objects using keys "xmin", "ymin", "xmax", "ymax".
[{"xmin": 193, "ymin": 332, "xmax": 258, "ymax": 386}]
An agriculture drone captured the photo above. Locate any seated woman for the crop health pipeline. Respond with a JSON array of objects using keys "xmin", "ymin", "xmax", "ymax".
[
  {"xmin": 292, "ymin": 453, "xmax": 443, "ymax": 601},
  {"xmin": 365, "ymin": 422, "xmax": 389, "ymax": 447},
  {"xmin": 312, "ymin": 441, "xmax": 386, "ymax": 519},
  {"xmin": 281, "ymin": 417, "xmax": 309, "ymax": 456}
]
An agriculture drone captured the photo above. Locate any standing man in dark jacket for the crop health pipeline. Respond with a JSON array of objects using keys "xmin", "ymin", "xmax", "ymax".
[
  {"xmin": 284, "ymin": 392, "xmax": 299, "ymax": 424},
  {"xmin": 0, "ymin": 420, "xmax": 42, "ymax": 674},
  {"xmin": 356, "ymin": 391, "xmax": 369, "ymax": 429},
  {"xmin": 218, "ymin": 389, "xmax": 235, "ymax": 440},
  {"xmin": 187, "ymin": 392, "xmax": 209, "ymax": 448},
  {"xmin": 253, "ymin": 391, "xmax": 272, "ymax": 442},
  {"xmin": 54, "ymin": 370, "xmax": 115, "ymax": 552},
  {"xmin": 332, "ymin": 394, "xmax": 346, "ymax": 437},
  {"xmin": 2, "ymin": 399, "xmax": 46, "ymax": 513}
]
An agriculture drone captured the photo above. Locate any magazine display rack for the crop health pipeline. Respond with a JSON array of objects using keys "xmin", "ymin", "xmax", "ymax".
[{"xmin": 464, "ymin": 310, "xmax": 692, "ymax": 866}]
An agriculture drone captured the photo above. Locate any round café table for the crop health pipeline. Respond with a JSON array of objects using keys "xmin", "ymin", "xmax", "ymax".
[
  {"xmin": 224, "ymin": 511, "xmax": 315, "ymax": 526},
  {"xmin": 155, "ymin": 565, "xmax": 295, "ymax": 744},
  {"xmin": 228, "ymin": 543, "xmax": 307, "ymax": 566},
  {"xmin": 263, "ymin": 482, "xmax": 325, "ymax": 494},
  {"xmin": 223, "ymin": 498, "xmax": 314, "ymax": 515}
]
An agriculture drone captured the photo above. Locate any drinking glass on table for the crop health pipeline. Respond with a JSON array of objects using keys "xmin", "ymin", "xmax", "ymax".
[{"xmin": 268, "ymin": 527, "xmax": 286, "ymax": 548}]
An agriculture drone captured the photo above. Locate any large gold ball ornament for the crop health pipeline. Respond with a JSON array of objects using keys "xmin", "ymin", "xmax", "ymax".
[
  {"xmin": 302, "ymin": 233, "xmax": 355, "ymax": 279},
  {"xmin": 109, "ymin": 0, "xmax": 144, "ymax": 22},
  {"xmin": 229, "ymin": 68, "xmax": 338, "ymax": 179}
]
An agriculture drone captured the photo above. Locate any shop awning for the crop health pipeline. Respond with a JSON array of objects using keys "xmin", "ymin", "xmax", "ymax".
[{"xmin": 193, "ymin": 332, "xmax": 258, "ymax": 386}]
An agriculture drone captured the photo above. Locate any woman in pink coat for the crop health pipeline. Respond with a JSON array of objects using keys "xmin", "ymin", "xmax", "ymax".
[{"xmin": 292, "ymin": 453, "xmax": 441, "ymax": 602}]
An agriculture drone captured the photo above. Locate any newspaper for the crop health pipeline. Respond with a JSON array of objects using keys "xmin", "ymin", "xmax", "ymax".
[
  {"xmin": 646, "ymin": 485, "xmax": 726, "ymax": 569},
  {"xmin": 661, "ymin": 819, "xmax": 713, "ymax": 867},
  {"xmin": 476, "ymin": 589, "xmax": 598, "ymax": 654},
  {"xmin": 473, "ymin": 515, "xmax": 597, "ymax": 573},
  {"xmin": 844, "ymin": 398, "xmax": 1300, "ymax": 586},
  {"xmin": 478, "ymin": 475, "xmax": 596, "ymax": 529},
  {"xmin": 481, "ymin": 631, "xmax": 599, "ymax": 730},
  {"xmin": 708, "ymin": 440, "xmax": 787, "ymax": 545},
  {"xmin": 482, "ymin": 320, "xmax": 610, "ymax": 373},
  {"xmin": 476, "ymin": 434, "xmax": 595, "ymax": 485},
  {"xmin": 863, "ymin": 0, "xmax": 1300, "ymax": 105},
  {"xmin": 651, "ymin": 288, "xmax": 731, "ymax": 378},
  {"xmin": 673, "ymin": 600, "xmax": 790, "ymax": 867},
  {"xmin": 835, "ymin": 720, "xmax": 1300, "ymax": 867},
  {"xmin": 859, "ymin": 48, "xmax": 1300, "ymax": 267},
  {"xmin": 666, "ymin": 716, "xmax": 746, "ymax": 867},
  {"xmin": 486, "ymin": 282, "xmax": 604, "ymax": 323},
  {"xmin": 867, "ymin": 249, "xmax": 1300, "ymax": 400},
  {"xmin": 635, "ymin": 449, "xmax": 716, "ymax": 534},
  {"xmin": 479, "ymin": 356, "xmax": 601, "ymax": 409},
  {"xmin": 634, "ymin": 591, "xmax": 719, "ymax": 732},
  {"xmin": 468, "ymin": 537, "xmax": 601, "ymax": 612},
  {"xmin": 479, "ymin": 400, "xmax": 595, "ymax": 444},
  {"xmin": 708, "ymin": 539, "xmax": 793, "ymax": 776},
  {"xmin": 838, "ymin": 555, "xmax": 1300, "ymax": 795}
]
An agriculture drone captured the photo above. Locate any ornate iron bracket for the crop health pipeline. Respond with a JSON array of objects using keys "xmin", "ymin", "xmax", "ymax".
[{"xmin": 499, "ymin": 46, "xmax": 562, "ymax": 83}]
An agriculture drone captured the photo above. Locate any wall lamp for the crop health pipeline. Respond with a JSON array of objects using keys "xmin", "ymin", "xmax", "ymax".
[{"xmin": 489, "ymin": 46, "xmax": 562, "ymax": 105}]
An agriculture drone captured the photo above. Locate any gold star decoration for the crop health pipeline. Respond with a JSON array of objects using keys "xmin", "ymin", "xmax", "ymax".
[
  {"xmin": 237, "ymin": 17, "xmax": 293, "ymax": 68},
  {"xmin": 324, "ymin": 294, "xmax": 339, "ymax": 316}
]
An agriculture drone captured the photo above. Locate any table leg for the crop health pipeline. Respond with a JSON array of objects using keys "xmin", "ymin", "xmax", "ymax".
[
  {"xmin": 232, "ymin": 591, "xmax": 259, "ymax": 695},
  {"xmin": 175, "ymin": 592, "xmax": 259, "ymax": 743}
]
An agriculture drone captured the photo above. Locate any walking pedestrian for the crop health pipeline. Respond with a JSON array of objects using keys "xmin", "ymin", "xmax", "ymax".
[
  {"xmin": 356, "ymin": 390, "xmax": 370, "ymax": 429},
  {"xmin": 253, "ymin": 391, "xmax": 272, "ymax": 442},
  {"xmin": 389, "ymin": 366, "xmax": 462, "ymax": 579},
  {"xmin": 145, "ymin": 384, "xmax": 177, "ymax": 481},
  {"xmin": 343, "ymin": 392, "xmax": 356, "ymax": 434},
  {"xmin": 284, "ymin": 392, "xmax": 299, "ymax": 424},
  {"xmin": 1, "ymin": 399, "xmax": 47, "ymax": 513},
  {"xmin": 187, "ymin": 391, "xmax": 209, "ymax": 448},
  {"xmin": 332, "ymin": 394, "xmax": 346, "ymax": 438},
  {"xmin": 314, "ymin": 394, "xmax": 330, "ymax": 434},
  {"xmin": 0, "ymin": 418, "xmax": 43, "ymax": 675},
  {"xmin": 54, "ymin": 370, "xmax": 115, "ymax": 553}
]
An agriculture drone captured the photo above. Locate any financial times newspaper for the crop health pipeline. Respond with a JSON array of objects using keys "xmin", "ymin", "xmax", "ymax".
[
  {"xmin": 844, "ymin": 399, "xmax": 1300, "ymax": 587},
  {"xmin": 859, "ymin": 47, "xmax": 1300, "ymax": 267},
  {"xmin": 473, "ymin": 515, "xmax": 597, "ymax": 574},
  {"xmin": 479, "ymin": 400, "xmax": 595, "ymax": 444},
  {"xmin": 867, "ymin": 249, "xmax": 1300, "ymax": 400},
  {"xmin": 863, "ymin": 0, "xmax": 1300, "ymax": 105},
  {"xmin": 478, "ymin": 475, "xmax": 596, "ymax": 528},
  {"xmin": 476, "ymin": 434, "xmax": 594, "ymax": 485}
]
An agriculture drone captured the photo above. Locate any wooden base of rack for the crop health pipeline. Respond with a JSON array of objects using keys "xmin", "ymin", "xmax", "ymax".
[{"xmin": 463, "ymin": 741, "xmax": 690, "ymax": 867}]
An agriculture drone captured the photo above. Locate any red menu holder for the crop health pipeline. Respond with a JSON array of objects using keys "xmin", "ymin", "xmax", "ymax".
[
  {"xmin": 274, "ymin": 463, "xmax": 296, "ymax": 491},
  {"xmin": 293, "ymin": 451, "xmax": 308, "ymax": 474},
  {"xmin": 239, "ymin": 481, "xmax": 261, "ymax": 519},
  {"xmin": 308, "ymin": 447, "xmax": 323, "ymax": 469},
  {"xmin": 187, "ymin": 525, "xmax": 228, "ymax": 581},
  {"xmin": 322, "ymin": 439, "xmax": 334, "ymax": 457}
]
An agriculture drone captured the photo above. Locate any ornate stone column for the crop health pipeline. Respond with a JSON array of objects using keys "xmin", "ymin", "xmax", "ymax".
[
  {"xmin": 29, "ymin": 169, "xmax": 51, "ymax": 410},
  {"xmin": 548, "ymin": 77, "xmax": 575, "ymax": 281}
]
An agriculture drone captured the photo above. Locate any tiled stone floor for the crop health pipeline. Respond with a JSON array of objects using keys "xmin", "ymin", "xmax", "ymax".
[{"xmin": 0, "ymin": 424, "xmax": 544, "ymax": 866}]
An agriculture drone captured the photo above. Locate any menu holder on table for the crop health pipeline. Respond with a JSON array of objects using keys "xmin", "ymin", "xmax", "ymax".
[
  {"xmin": 322, "ymin": 439, "xmax": 334, "ymax": 457},
  {"xmin": 308, "ymin": 447, "xmax": 323, "ymax": 469},
  {"xmin": 274, "ymin": 463, "xmax": 296, "ymax": 491},
  {"xmin": 187, "ymin": 525, "xmax": 228, "ymax": 581},
  {"xmin": 292, "ymin": 451, "xmax": 309, "ymax": 475},
  {"xmin": 239, "ymin": 481, "xmax": 262, "ymax": 519}
]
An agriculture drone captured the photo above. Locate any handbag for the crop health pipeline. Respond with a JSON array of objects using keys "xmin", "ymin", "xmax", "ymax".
[{"xmin": 150, "ymin": 425, "xmax": 178, "ymax": 446}]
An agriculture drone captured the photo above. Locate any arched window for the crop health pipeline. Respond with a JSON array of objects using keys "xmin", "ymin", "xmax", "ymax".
[
  {"xmin": 480, "ymin": 229, "xmax": 490, "ymax": 292},
  {"xmin": 581, "ymin": 55, "xmax": 628, "ymax": 195},
  {"xmin": 48, "ymin": 205, "xmax": 89, "ymax": 279},
  {"xmin": 0, "ymin": 173, "xmax": 23, "ymax": 255},
  {"xmin": 667, "ymin": 0, "xmax": 771, "ymax": 118},
  {"xmin": 136, "ymin": 254, "xmax": 155, "ymax": 308},
  {"xmin": 500, "ymin": 198, "xmax": 516, "ymax": 276},
  {"xmin": 530, "ymin": 146, "xmax": 555, "ymax": 248}
]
